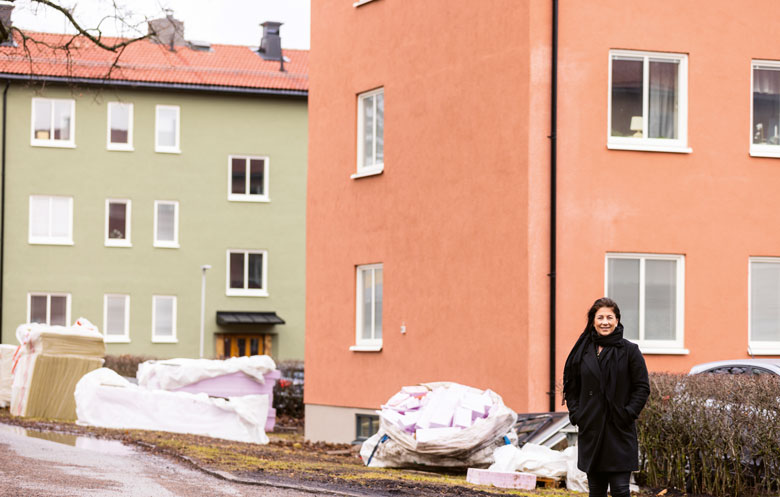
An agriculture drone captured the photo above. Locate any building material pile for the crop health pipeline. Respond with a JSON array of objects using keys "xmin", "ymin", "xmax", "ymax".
[
  {"xmin": 360, "ymin": 382, "xmax": 518, "ymax": 468},
  {"xmin": 487, "ymin": 443, "xmax": 588, "ymax": 492},
  {"xmin": 0, "ymin": 344, "xmax": 17, "ymax": 407},
  {"xmin": 75, "ymin": 368, "xmax": 270, "ymax": 444},
  {"xmin": 11, "ymin": 319, "xmax": 105, "ymax": 420}
]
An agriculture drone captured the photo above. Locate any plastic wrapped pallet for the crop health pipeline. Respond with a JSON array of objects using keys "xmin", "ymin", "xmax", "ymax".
[
  {"xmin": 11, "ymin": 319, "xmax": 105, "ymax": 420},
  {"xmin": 75, "ymin": 368, "xmax": 270, "ymax": 444},
  {"xmin": 0, "ymin": 344, "xmax": 16, "ymax": 407}
]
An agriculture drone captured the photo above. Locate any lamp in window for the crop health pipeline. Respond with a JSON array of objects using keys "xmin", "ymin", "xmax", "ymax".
[{"xmin": 630, "ymin": 116, "xmax": 643, "ymax": 138}]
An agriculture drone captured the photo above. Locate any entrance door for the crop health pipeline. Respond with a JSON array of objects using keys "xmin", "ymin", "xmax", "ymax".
[{"xmin": 215, "ymin": 334, "xmax": 273, "ymax": 358}]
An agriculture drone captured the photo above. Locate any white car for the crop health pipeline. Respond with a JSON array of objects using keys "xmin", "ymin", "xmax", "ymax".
[{"xmin": 688, "ymin": 359, "xmax": 780, "ymax": 376}]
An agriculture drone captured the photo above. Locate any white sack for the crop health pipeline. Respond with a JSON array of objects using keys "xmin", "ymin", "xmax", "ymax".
[
  {"xmin": 564, "ymin": 445, "xmax": 588, "ymax": 493},
  {"xmin": 75, "ymin": 368, "xmax": 269, "ymax": 444},
  {"xmin": 137, "ymin": 355, "xmax": 276, "ymax": 391},
  {"xmin": 0, "ymin": 344, "xmax": 16, "ymax": 407},
  {"xmin": 15, "ymin": 317, "xmax": 103, "ymax": 346},
  {"xmin": 488, "ymin": 443, "xmax": 568, "ymax": 479}
]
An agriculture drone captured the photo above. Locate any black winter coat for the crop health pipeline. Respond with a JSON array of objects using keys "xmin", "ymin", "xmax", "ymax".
[{"xmin": 565, "ymin": 339, "xmax": 649, "ymax": 473}]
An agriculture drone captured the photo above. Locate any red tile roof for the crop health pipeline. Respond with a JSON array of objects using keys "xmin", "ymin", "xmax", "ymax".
[{"xmin": 0, "ymin": 31, "xmax": 308, "ymax": 94}]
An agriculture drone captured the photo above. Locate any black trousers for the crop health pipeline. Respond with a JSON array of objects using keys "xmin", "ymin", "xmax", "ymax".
[{"xmin": 587, "ymin": 471, "xmax": 631, "ymax": 497}]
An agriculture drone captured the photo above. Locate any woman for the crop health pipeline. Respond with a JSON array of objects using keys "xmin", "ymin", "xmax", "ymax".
[{"xmin": 563, "ymin": 298, "xmax": 650, "ymax": 497}]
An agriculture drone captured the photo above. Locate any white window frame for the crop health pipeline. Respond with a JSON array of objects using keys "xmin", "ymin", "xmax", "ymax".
[
  {"xmin": 28, "ymin": 195, "xmax": 74, "ymax": 245},
  {"xmin": 106, "ymin": 102, "xmax": 134, "ymax": 151},
  {"xmin": 353, "ymin": 88, "xmax": 384, "ymax": 178},
  {"xmin": 104, "ymin": 198, "xmax": 132, "ymax": 247},
  {"xmin": 607, "ymin": 50, "xmax": 690, "ymax": 154},
  {"xmin": 351, "ymin": 263, "xmax": 383, "ymax": 352},
  {"xmin": 155, "ymin": 105, "xmax": 181, "ymax": 153},
  {"xmin": 605, "ymin": 253, "xmax": 687, "ymax": 354},
  {"xmin": 750, "ymin": 60, "xmax": 780, "ymax": 158},
  {"xmin": 225, "ymin": 249, "xmax": 269, "ymax": 297},
  {"xmin": 747, "ymin": 257, "xmax": 780, "ymax": 354},
  {"xmin": 27, "ymin": 292, "xmax": 71, "ymax": 326},
  {"xmin": 151, "ymin": 295, "xmax": 177, "ymax": 343},
  {"xmin": 153, "ymin": 200, "xmax": 179, "ymax": 248},
  {"xmin": 30, "ymin": 98, "xmax": 76, "ymax": 148},
  {"xmin": 227, "ymin": 155, "xmax": 270, "ymax": 202},
  {"xmin": 103, "ymin": 294, "xmax": 130, "ymax": 343}
]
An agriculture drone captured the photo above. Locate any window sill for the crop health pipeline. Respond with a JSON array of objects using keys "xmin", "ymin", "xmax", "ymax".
[
  {"xmin": 155, "ymin": 147, "xmax": 181, "ymax": 154},
  {"xmin": 351, "ymin": 166, "xmax": 384, "ymax": 179},
  {"xmin": 105, "ymin": 240, "xmax": 132, "ymax": 247},
  {"xmin": 607, "ymin": 142, "xmax": 692, "ymax": 154},
  {"xmin": 353, "ymin": 0, "xmax": 380, "ymax": 6},
  {"xmin": 152, "ymin": 337, "xmax": 178, "ymax": 343},
  {"xmin": 349, "ymin": 344, "xmax": 382, "ymax": 352},
  {"xmin": 226, "ymin": 289, "xmax": 269, "ymax": 297},
  {"xmin": 29, "ymin": 239, "xmax": 74, "ymax": 246},
  {"xmin": 638, "ymin": 347, "xmax": 689, "ymax": 355},
  {"xmin": 749, "ymin": 147, "xmax": 780, "ymax": 158},
  {"xmin": 747, "ymin": 345, "xmax": 780, "ymax": 355},
  {"xmin": 107, "ymin": 144, "xmax": 134, "ymax": 152},
  {"xmin": 228, "ymin": 195, "xmax": 270, "ymax": 203},
  {"xmin": 30, "ymin": 140, "xmax": 76, "ymax": 148},
  {"xmin": 154, "ymin": 242, "xmax": 180, "ymax": 249},
  {"xmin": 104, "ymin": 337, "xmax": 130, "ymax": 343}
]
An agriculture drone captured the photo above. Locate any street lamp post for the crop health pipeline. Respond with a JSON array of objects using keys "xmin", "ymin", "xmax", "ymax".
[{"xmin": 199, "ymin": 264, "xmax": 211, "ymax": 358}]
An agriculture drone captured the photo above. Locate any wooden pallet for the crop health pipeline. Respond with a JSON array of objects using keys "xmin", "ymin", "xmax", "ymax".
[{"xmin": 536, "ymin": 476, "xmax": 563, "ymax": 488}]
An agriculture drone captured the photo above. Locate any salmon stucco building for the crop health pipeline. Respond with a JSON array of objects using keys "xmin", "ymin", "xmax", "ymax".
[{"xmin": 305, "ymin": 0, "xmax": 780, "ymax": 443}]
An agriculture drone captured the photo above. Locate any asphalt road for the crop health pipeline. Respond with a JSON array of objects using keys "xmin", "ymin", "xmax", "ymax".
[{"xmin": 0, "ymin": 424, "xmax": 330, "ymax": 497}]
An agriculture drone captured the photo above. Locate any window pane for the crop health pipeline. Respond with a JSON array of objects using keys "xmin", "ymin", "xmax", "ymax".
[
  {"xmin": 374, "ymin": 268, "xmax": 383, "ymax": 340},
  {"xmin": 753, "ymin": 68, "xmax": 780, "ymax": 145},
  {"xmin": 375, "ymin": 93, "xmax": 384, "ymax": 164},
  {"xmin": 30, "ymin": 197, "xmax": 49, "ymax": 238},
  {"xmin": 362, "ymin": 95, "xmax": 375, "ymax": 167},
  {"xmin": 34, "ymin": 100, "xmax": 52, "ymax": 140},
  {"xmin": 649, "ymin": 60, "xmax": 678, "ymax": 139},
  {"xmin": 607, "ymin": 258, "xmax": 640, "ymax": 340},
  {"xmin": 50, "ymin": 197, "xmax": 70, "ymax": 239},
  {"xmin": 644, "ymin": 259, "xmax": 676, "ymax": 340},
  {"xmin": 154, "ymin": 298, "xmax": 173, "ymax": 336},
  {"xmin": 231, "ymin": 158, "xmax": 246, "ymax": 195},
  {"xmin": 156, "ymin": 204, "xmax": 175, "ymax": 242},
  {"xmin": 106, "ymin": 296, "xmax": 126, "ymax": 335},
  {"xmin": 250, "ymin": 338, "xmax": 259, "ymax": 356},
  {"xmin": 108, "ymin": 202, "xmax": 127, "ymax": 239},
  {"xmin": 230, "ymin": 252, "xmax": 245, "ymax": 289},
  {"xmin": 247, "ymin": 253, "xmax": 263, "ymax": 289},
  {"xmin": 611, "ymin": 58, "xmax": 643, "ymax": 137},
  {"xmin": 110, "ymin": 103, "xmax": 130, "ymax": 144},
  {"xmin": 237, "ymin": 338, "xmax": 246, "ymax": 356},
  {"xmin": 50, "ymin": 296, "xmax": 67, "ymax": 326},
  {"xmin": 361, "ymin": 269, "xmax": 374, "ymax": 340},
  {"xmin": 157, "ymin": 108, "xmax": 177, "ymax": 147},
  {"xmin": 249, "ymin": 159, "xmax": 265, "ymax": 195},
  {"xmin": 53, "ymin": 100, "xmax": 71, "ymax": 141},
  {"xmin": 30, "ymin": 295, "xmax": 47, "ymax": 324},
  {"xmin": 751, "ymin": 262, "xmax": 780, "ymax": 342}
]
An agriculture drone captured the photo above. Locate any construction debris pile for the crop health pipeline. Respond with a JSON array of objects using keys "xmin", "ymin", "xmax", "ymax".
[
  {"xmin": 360, "ymin": 382, "xmax": 518, "ymax": 468},
  {"xmin": 11, "ymin": 319, "xmax": 105, "ymax": 420},
  {"xmin": 0, "ymin": 344, "xmax": 16, "ymax": 408}
]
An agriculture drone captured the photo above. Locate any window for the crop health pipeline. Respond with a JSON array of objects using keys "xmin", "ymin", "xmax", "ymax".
[
  {"xmin": 105, "ymin": 199, "xmax": 131, "ymax": 247},
  {"xmin": 354, "ymin": 88, "xmax": 384, "ymax": 178},
  {"xmin": 751, "ymin": 61, "xmax": 780, "ymax": 157},
  {"xmin": 226, "ymin": 250, "xmax": 268, "ymax": 296},
  {"xmin": 605, "ymin": 253, "xmax": 686, "ymax": 353},
  {"xmin": 29, "ymin": 195, "xmax": 73, "ymax": 245},
  {"xmin": 155, "ymin": 105, "xmax": 180, "ymax": 153},
  {"xmin": 355, "ymin": 414, "xmax": 380, "ymax": 442},
  {"xmin": 152, "ymin": 295, "xmax": 177, "ymax": 342},
  {"xmin": 748, "ymin": 258, "xmax": 780, "ymax": 354},
  {"xmin": 104, "ymin": 294, "xmax": 130, "ymax": 343},
  {"xmin": 107, "ymin": 102, "xmax": 133, "ymax": 150},
  {"xmin": 228, "ymin": 155, "xmax": 269, "ymax": 202},
  {"xmin": 154, "ymin": 200, "xmax": 179, "ymax": 248},
  {"xmin": 608, "ymin": 50, "xmax": 689, "ymax": 153},
  {"xmin": 351, "ymin": 264, "xmax": 383, "ymax": 351},
  {"xmin": 28, "ymin": 293, "xmax": 70, "ymax": 326},
  {"xmin": 31, "ymin": 98, "xmax": 75, "ymax": 147}
]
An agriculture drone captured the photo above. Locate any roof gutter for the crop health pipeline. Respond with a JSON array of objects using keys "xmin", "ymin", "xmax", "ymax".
[
  {"xmin": 0, "ymin": 73, "xmax": 308, "ymax": 98},
  {"xmin": 548, "ymin": 0, "xmax": 558, "ymax": 412},
  {"xmin": 0, "ymin": 80, "xmax": 8, "ymax": 342}
]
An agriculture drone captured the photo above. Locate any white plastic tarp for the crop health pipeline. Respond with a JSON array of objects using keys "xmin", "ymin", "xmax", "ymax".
[
  {"xmin": 75, "ymin": 368, "xmax": 269, "ymax": 444},
  {"xmin": 0, "ymin": 344, "xmax": 16, "ymax": 407},
  {"xmin": 137, "ymin": 355, "xmax": 276, "ymax": 390},
  {"xmin": 489, "ymin": 443, "xmax": 588, "ymax": 493}
]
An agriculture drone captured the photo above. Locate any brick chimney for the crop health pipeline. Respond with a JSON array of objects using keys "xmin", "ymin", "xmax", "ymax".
[
  {"xmin": 148, "ymin": 10, "xmax": 185, "ymax": 50},
  {"xmin": 258, "ymin": 21, "xmax": 283, "ymax": 61}
]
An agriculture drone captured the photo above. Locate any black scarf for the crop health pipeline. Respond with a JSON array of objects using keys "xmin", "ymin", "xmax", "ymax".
[{"xmin": 562, "ymin": 323, "xmax": 627, "ymax": 408}]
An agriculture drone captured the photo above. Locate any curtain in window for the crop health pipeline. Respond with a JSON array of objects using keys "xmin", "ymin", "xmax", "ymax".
[
  {"xmin": 29, "ymin": 295, "xmax": 48, "ymax": 324},
  {"xmin": 644, "ymin": 260, "xmax": 676, "ymax": 340},
  {"xmin": 106, "ymin": 296, "xmax": 126, "ymax": 335},
  {"xmin": 753, "ymin": 68, "xmax": 780, "ymax": 144},
  {"xmin": 649, "ymin": 60, "xmax": 678, "ymax": 139},
  {"xmin": 751, "ymin": 262, "xmax": 780, "ymax": 342},
  {"xmin": 754, "ymin": 67, "xmax": 780, "ymax": 94},
  {"xmin": 30, "ymin": 197, "xmax": 50, "ymax": 238},
  {"xmin": 607, "ymin": 258, "xmax": 640, "ymax": 340},
  {"xmin": 155, "ymin": 298, "xmax": 174, "ymax": 336},
  {"xmin": 156, "ymin": 204, "xmax": 175, "ymax": 241}
]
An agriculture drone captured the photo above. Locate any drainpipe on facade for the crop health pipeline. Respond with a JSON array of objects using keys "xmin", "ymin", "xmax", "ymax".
[
  {"xmin": 548, "ymin": 0, "xmax": 558, "ymax": 412},
  {"xmin": 0, "ymin": 80, "xmax": 8, "ymax": 341}
]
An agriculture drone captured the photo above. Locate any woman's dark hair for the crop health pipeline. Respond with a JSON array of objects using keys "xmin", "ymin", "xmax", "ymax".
[{"xmin": 585, "ymin": 297, "xmax": 621, "ymax": 333}]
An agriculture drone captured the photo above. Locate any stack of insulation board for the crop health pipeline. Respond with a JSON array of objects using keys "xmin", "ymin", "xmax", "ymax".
[
  {"xmin": 379, "ymin": 384, "xmax": 498, "ymax": 443},
  {"xmin": 0, "ymin": 344, "xmax": 16, "ymax": 407},
  {"xmin": 11, "ymin": 319, "xmax": 105, "ymax": 420}
]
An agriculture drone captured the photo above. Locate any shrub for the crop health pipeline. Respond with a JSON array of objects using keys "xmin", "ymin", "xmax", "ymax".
[
  {"xmin": 103, "ymin": 354, "xmax": 156, "ymax": 378},
  {"xmin": 637, "ymin": 372, "xmax": 780, "ymax": 497},
  {"xmin": 273, "ymin": 359, "xmax": 304, "ymax": 419}
]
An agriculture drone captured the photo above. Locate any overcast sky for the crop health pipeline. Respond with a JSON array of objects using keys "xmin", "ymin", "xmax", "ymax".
[{"xmin": 9, "ymin": 0, "xmax": 311, "ymax": 49}]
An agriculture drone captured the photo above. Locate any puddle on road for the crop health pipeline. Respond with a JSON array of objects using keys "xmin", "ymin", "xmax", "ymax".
[{"xmin": 0, "ymin": 422, "xmax": 136, "ymax": 456}]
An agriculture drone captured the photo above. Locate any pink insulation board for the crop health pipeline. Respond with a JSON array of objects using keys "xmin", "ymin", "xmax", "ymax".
[{"xmin": 466, "ymin": 468, "xmax": 537, "ymax": 490}]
